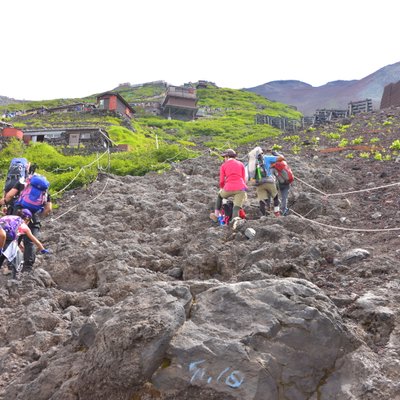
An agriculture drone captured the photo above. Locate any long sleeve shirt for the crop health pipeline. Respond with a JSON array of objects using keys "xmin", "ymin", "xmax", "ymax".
[{"xmin": 219, "ymin": 159, "xmax": 248, "ymax": 191}]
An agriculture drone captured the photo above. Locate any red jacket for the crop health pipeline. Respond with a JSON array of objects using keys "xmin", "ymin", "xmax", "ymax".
[{"xmin": 219, "ymin": 159, "xmax": 247, "ymax": 191}]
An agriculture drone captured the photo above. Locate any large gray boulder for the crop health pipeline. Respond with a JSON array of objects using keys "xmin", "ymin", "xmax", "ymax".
[{"xmin": 152, "ymin": 279, "xmax": 358, "ymax": 400}]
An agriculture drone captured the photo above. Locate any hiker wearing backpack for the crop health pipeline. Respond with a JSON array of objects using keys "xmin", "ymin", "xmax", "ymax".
[
  {"xmin": 0, "ymin": 209, "xmax": 49, "ymax": 278},
  {"xmin": 255, "ymin": 148, "xmax": 285, "ymax": 217},
  {"xmin": 0, "ymin": 173, "xmax": 52, "ymax": 273},
  {"xmin": 210, "ymin": 149, "xmax": 247, "ymax": 229},
  {"xmin": 3, "ymin": 158, "xmax": 30, "ymax": 197},
  {"xmin": 1, "ymin": 160, "xmax": 37, "ymax": 215},
  {"xmin": 270, "ymin": 152, "xmax": 294, "ymax": 216}
]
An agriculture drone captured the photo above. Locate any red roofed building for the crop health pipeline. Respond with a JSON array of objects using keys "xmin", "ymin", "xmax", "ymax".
[{"xmin": 97, "ymin": 92, "xmax": 135, "ymax": 119}]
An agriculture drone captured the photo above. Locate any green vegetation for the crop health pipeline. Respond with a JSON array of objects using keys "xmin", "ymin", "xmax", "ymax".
[
  {"xmin": 290, "ymin": 144, "xmax": 301, "ymax": 154},
  {"xmin": 1, "ymin": 83, "xmax": 302, "ymax": 201},
  {"xmin": 323, "ymin": 132, "xmax": 341, "ymax": 140},
  {"xmin": 351, "ymin": 136, "xmax": 363, "ymax": 145},
  {"xmin": 271, "ymin": 144, "xmax": 283, "ymax": 151},
  {"xmin": 390, "ymin": 139, "xmax": 400, "ymax": 150},
  {"xmin": 283, "ymin": 135, "xmax": 301, "ymax": 142},
  {"xmin": 115, "ymin": 83, "xmax": 166, "ymax": 102},
  {"xmin": 0, "ymin": 138, "xmax": 195, "ymax": 199},
  {"xmin": 338, "ymin": 124, "xmax": 350, "ymax": 132},
  {"xmin": 297, "ymin": 114, "xmax": 400, "ymax": 161}
]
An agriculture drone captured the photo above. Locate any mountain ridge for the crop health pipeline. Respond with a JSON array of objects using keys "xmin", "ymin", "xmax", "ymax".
[{"xmin": 245, "ymin": 61, "xmax": 400, "ymax": 115}]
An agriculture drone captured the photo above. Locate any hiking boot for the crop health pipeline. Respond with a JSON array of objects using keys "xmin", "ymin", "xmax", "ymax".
[
  {"xmin": 2, "ymin": 266, "xmax": 11, "ymax": 275},
  {"xmin": 282, "ymin": 208, "xmax": 290, "ymax": 216},
  {"xmin": 209, "ymin": 213, "xmax": 219, "ymax": 223},
  {"xmin": 22, "ymin": 265, "xmax": 33, "ymax": 273},
  {"xmin": 273, "ymin": 206, "xmax": 281, "ymax": 217},
  {"xmin": 232, "ymin": 217, "xmax": 245, "ymax": 230}
]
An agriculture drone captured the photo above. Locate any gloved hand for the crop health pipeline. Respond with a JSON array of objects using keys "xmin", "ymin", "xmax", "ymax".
[{"xmin": 40, "ymin": 249, "xmax": 50, "ymax": 254}]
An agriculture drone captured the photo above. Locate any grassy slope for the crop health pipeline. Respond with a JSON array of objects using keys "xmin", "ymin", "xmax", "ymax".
[{"xmin": 0, "ymin": 82, "xmax": 302, "ymax": 198}]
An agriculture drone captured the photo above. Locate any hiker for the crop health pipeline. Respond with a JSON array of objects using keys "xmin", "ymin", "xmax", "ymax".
[
  {"xmin": 0, "ymin": 209, "xmax": 49, "ymax": 278},
  {"xmin": 210, "ymin": 148, "xmax": 248, "ymax": 228},
  {"xmin": 270, "ymin": 152, "xmax": 294, "ymax": 216},
  {"xmin": 0, "ymin": 173, "xmax": 52, "ymax": 272},
  {"xmin": 255, "ymin": 148, "xmax": 285, "ymax": 217},
  {"xmin": 0, "ymin": 160, "xmax": 37, "ymax": 215}
]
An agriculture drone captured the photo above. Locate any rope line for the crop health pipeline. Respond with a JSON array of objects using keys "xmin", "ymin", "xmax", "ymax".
[
  {"xmin": 294, "ymin": 176, "xmax": 327, "ymax": 195},
  {"xmin": 51, "ymin": 150, "xmax": 110, "ymax": 197},
  {"xmin": 51, "ymin": 178, "xmax": 110, "ymax": 221},
  {"xmin": 294, "ymin": 175, "xmax": 400, "ymax": 197},
  {"xmin": 325, "ymin": 181, "xmax": 400, "ymax": 197},
  {"xmin": 290, "ymin": 209, "xmax": 400, "ymax": 232}
]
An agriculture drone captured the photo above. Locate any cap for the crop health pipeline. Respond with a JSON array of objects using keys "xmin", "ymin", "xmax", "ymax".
[
  {"xmin": 21, "ymin": 209, "xmax": 32, "ymax": 219},
  {"xmin": 221, "ymin": 149, "xmax": 237, "ymax": 158}
]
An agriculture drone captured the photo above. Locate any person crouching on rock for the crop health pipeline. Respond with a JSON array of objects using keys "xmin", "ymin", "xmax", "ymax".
[
  {"xmin": 0, "ymin": 209, "xmax": 49, "ymax": 278},
  {"xmin": 210, "ymin": 148, "xmax": 247, "ymax": 228}
]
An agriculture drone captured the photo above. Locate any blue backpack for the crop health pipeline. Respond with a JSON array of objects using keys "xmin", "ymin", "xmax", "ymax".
[
  {"xmin": 15, "ymin": 175, "xmax": 50, "ymax": 213},
  {"xmin": 0, "ymin": 215, "xmax": 23, "ymax": 241},
  {"xmin": 4, "ymin": 158, "xmax": 29, "ymax": 193}
]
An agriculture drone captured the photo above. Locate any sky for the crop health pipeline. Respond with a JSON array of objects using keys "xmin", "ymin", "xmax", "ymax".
[{"xmin": 2, "ymin": 0, "xmax": 399, "ymax": 101}]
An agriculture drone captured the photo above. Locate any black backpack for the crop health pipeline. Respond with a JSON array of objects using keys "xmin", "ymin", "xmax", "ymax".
[
  {"xmin": 4, "ymin": 158, "xmax": 29, "ymax": 193},
  {"xmin": 222, "ymin": 200, "xmax": 234, "ymax": 221}
]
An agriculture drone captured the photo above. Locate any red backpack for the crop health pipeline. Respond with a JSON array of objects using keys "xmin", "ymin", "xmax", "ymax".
[{"xmin": 272, "ymin": 161, "xmax": 294, "ymax": 184}]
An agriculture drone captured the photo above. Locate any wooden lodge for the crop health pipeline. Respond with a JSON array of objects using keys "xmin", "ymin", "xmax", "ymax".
[
  {"xmin": 97, "ymin": 92, "xmax": 135, "ymax": 119},
  {"xmin": 21, "ymin": 127, "xmax": 112, "ymax": 148},
  {"xmin": 161, "ymin": 85, "xmax": 198, "ymax": 121}
]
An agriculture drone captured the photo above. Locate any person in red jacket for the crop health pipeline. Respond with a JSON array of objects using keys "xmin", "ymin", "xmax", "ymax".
[{"xmin": 210, "ymin": 149, "xmax": 247, "ymax": 227}]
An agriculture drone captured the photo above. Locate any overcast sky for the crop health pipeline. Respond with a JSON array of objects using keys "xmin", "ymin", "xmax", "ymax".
[{"xmin": 2, "ymin": 0, "xmax": 399, "ymax": 101}]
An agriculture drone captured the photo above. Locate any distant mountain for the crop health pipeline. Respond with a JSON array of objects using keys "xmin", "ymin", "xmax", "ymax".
[
  {"xmin": 245, "ymin": 61, "xmax": 400, "ymax": 115},
  {"xmin": 0, "ymin": 95, "xmax": 24, "ymax": 107}
]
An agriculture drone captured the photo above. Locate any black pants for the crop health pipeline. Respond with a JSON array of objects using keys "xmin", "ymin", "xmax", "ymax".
[{"xmin": 22, "ymin": 222, "xmax": 40, "ymax": 269}]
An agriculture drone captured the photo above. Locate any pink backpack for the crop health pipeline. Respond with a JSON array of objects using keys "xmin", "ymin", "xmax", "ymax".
[{"xmin": 15, "ymin": 175, "xmax": 50, "ymax": 213}]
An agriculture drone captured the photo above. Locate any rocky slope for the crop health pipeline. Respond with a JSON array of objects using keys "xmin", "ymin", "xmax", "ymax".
[{"xmin": 0, "ymin": 112, "xmax": 400, "ymax": 399}]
